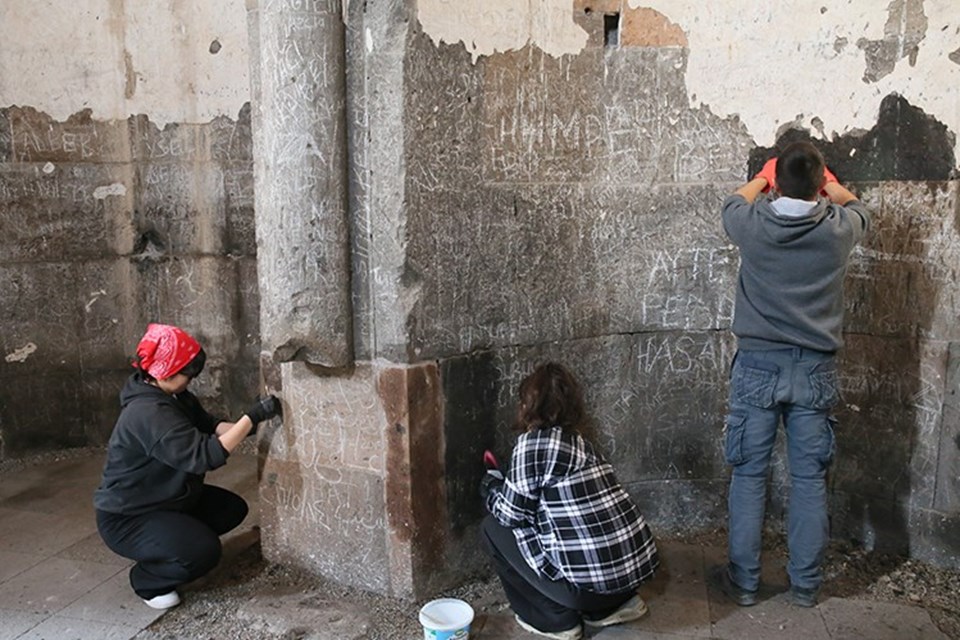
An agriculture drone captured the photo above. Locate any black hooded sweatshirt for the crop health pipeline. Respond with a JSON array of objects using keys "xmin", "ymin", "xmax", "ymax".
[{"xmin": 94, "ymin": 373, "xmax": 229, "ymax": 515}]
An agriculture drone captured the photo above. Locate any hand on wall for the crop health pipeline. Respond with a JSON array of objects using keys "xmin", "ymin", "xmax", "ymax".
[
  {"xmin": 821, "ymin": 166, "xmax": 838, "ymax": 195},
  {"xmin": 754, "ymin": 158, "xmax": 777, "ymax": 192}
]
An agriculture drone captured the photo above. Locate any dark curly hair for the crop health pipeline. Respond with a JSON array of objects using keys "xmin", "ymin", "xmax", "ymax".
[{"xmin": 514, "ymin": 362, "xmax": 586, "ymax": 434}]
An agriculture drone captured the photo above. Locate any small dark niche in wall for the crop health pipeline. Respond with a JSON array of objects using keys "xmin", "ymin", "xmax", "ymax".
[
  {"xmin": 604, "ymin": 13, "xmax": 620, "ymax": 47},
  {"xmin": 133, "ymin": 228, "xmax": 167, "ymax": 257},
  {"xmin": 209, "ymin": 39, "xmax": 222, "ymax": 54}
]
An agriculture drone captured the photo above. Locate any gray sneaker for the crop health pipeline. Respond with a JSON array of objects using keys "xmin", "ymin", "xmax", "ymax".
[
  {"xmin": 710, "ymin": 565, "xmax": 758, "ymax": 607},
  {"xmin": 514, "ymin": 615, "xmax": 583, "ymax": 640},
  {"xmin": 583, "ymin": 594, "xmax": 648, "ymax": 627}
]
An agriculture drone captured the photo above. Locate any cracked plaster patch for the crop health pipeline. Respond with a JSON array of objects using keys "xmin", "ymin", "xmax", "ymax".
[
  {"xmin": 5, "ymin": 342, "xmax": 38, "ymax": 363},
  {"xmin": 92, "ymin": 183, "xmax": 127, "ymax": 199},
  {"xmin": 857, "ymin": 0, "xmax": 929, "ymax": 82}
]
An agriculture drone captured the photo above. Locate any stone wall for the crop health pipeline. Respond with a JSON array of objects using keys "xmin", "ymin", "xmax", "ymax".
[
  {"xmin": 0, "ymin": 0, "xmax": 258, "ymax": 457},
  {"xmin": 2, "ymin": 0, "xmax": 959, "ymax": 598},
  {"xmin": 0, "ymin": 107, "xmax": 259, "ymax": 456},
  {"xmin": 251, "ymin": 1, "xmax": 960, "ymax": 597},
  {"xmin": 396, "ymin": 10, "xmax": 960, "ymax": 576}
]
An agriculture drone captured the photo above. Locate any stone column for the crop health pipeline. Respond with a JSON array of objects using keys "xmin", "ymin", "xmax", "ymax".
[
  {"xmin": 248, "ymin": 0, "xmax": 462, "ymax": 598},
  {"xmin": 249, "ymin": 0, "xmax": 352, "ymax": 367}
]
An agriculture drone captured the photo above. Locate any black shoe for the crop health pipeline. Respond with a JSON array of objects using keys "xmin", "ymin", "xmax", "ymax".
[
  {"xmin": 710, "ymin": 565, "xmax": 758, "ymax": 607},
  {"xmin": 789, "ymin": 586, "xmax": 819, "ymax": 608}
]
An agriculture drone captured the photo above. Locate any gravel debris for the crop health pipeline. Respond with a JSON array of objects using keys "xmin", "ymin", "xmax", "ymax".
[
  {"xmin": 822, "ymin": 540, "xmax": 960, "ymax": 639},
  {"xmin": 132, "ymin": 540, "xmax": 499, "ymax": 640}
]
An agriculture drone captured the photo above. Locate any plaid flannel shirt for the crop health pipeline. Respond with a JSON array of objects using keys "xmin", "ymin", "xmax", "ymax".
[{"xmin": 488, "ymin": 426, "xmax": 659, "ymax": 594}]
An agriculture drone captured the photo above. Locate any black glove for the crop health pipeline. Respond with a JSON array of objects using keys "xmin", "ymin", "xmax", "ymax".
[
  {"xmin": 246, "ymin": 395, "xmax": 281, "ymax": 425},
  {"xmin": 479, "ymin": 471, "xmax": 504, "ymax": 502}
]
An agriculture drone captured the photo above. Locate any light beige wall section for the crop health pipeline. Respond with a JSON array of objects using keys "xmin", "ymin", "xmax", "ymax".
[
  {"xmin": 417, "ymin": 0, "xmax": 588, "ymax": 61},
  {"xmin": 635, "ymin": 0, "xmax": 959, "ymax": 159},
  {"xmin": 415, "ymin": 0, "xmax": 960, "ymax": 161},
  {"xmin": 0, "ymin": 0, "xmax": 249, "ymax": 124}
]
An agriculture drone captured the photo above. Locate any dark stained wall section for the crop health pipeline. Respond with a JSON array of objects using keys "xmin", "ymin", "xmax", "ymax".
[
  {"xmin": 749, "ymin": 95, "xmax": 957, "ymax": 182},
  {"xmin": 744, "ymin": 104, "xmax": 958, "ymax": 563},
  {"xmin": 441, "ymin": 351, "xmax": 501, "ymax": 532},
  {"xmin": 398, "ymin": 24, "xmax": 751, "ymax": 573},
  {"xmin": 403, "ymin": 33, "xmax": 750, "ymax": 362},
  {"xmin": 395, "ymin": 15, "xmax": 960, "ymax": 571},
  {"xmin": 0, "ymin": 105, "xmax": 260, "ymax": 458}
]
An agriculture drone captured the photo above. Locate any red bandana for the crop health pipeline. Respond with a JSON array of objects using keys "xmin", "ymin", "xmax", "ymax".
[{"xmin": 135, "ymin": 323, "xmax": 201, "ymax": 380}]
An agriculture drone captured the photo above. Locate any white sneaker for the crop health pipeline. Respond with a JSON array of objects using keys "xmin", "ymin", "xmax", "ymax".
[
  {"xmin": 143, "ymin": 591, "xmax": 181, "ymax": 609},
  {"xmin": 584, "ymin": 594, "xmax": 648, "ymax": 627},
  {"xmin": 514, "ymin": 614, "xmax": 583, "ymax": 639}
]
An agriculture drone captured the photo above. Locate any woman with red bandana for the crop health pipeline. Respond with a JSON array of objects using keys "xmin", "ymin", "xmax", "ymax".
[{"xmin": 94, "ymin": 323, "xmax": 280, "ymax": 609}]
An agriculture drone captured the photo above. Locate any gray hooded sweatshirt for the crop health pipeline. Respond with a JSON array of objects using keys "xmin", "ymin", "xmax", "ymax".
[{"xmin": 721, "ymin": 194, "xmax": 871, "ymax": 353}]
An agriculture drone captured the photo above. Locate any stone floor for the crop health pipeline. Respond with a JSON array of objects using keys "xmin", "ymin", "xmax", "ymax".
[
  {"xmin": 473, "ymin": 542, "xmax": 953, "ymax": 640},
  {"xmin": 0, "ymin": 453, "xmax": 952, "ymax": 640},
  {"xmin": 0, "ymin": 451, "xmax": 258, "ymax": 640}
]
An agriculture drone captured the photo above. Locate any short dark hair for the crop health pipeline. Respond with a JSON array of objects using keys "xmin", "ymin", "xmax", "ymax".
[
  {"xmin": 775, "ymin": 141, "xmax": 824, "ymax": 200},
  {"xmin": 514, "ymin": 362, "xmax": 586, "ymax": 433},
  {"xmin": 133, "ymin": 347, "xmax": 207, "ymax": 382},
  {"xmin": 178, "ymin": 348, "xmax": 207, "ymax": 379},
  {"xmin": 135, "ymin": 347, "xmax": 206, "ymax": 381}
]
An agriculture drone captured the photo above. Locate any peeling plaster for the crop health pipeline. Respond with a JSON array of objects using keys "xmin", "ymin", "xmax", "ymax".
[
  {"xmin": 634, "ymin": 0, "xmax": 959, "ymax": 161},
  {"xmin": 619, "ymin": 6, "xmax": 687, "ymax": 47},
  {"xmin": 0, "ymin": 0, "xmax": 249, "ymax": 125},
  {"xmin": 416, "ymin": 0, "xmax": 959, "ymax": 163},
  {"xmin": 857, "ymin": 0, "xmax": 929, "ymax": 83}
]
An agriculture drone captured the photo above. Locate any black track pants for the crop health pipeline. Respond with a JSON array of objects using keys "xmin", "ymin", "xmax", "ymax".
[
  {"xmin": 481, "ymin": 515, "xmax": 634, "ymax": 632},
  {"xmin": 97, "ymin": 485, "xmax": 248, "ymax": 599}
]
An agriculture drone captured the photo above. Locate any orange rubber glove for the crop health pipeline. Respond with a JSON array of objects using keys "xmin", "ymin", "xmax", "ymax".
[
  {"xmin": 754, "ymin": 158, "xmax": 777, "ymax": 193},
  {"xmin": 821, "ymin": 166, "xmax": 838, "ymax": 195}
]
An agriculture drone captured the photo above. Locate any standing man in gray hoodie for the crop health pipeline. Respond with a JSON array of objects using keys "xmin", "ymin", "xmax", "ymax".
[{"xmin": 717, "ymin": 141, "xmax": 870, "ymax": 608}]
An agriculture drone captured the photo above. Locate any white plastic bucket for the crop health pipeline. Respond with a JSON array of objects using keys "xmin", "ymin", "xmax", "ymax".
[{"xmin": 418, "ymin": 598, "xmax": 474, "ymax": 640}]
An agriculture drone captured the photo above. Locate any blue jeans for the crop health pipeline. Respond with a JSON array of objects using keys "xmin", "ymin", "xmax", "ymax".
[{"xmin": 725, "ymin": 347, "xmax": 838, "ymax": 592}]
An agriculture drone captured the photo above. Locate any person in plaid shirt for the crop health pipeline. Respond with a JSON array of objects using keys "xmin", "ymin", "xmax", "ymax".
[{"xmin": 481, "ymin": 362, "xmax": 659, "ymax": 640}]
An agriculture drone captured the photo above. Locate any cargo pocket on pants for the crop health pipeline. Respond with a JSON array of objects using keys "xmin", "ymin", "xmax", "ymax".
[
  {"xmin": 723, "ymin": 414, "xmax": 747, "ymax": 466},
  {"xmin": 819, "ymin": 416, "xmax": 837, "ymax": 467}
]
